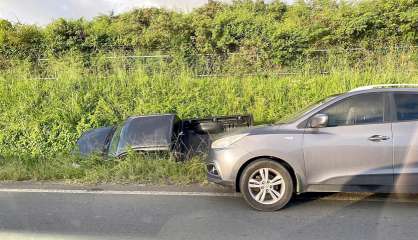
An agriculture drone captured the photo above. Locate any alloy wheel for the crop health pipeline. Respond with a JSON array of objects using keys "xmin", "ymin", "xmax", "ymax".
[{"xmin": 247, "ymin": 168, "xmax": 285, "ymax": 205}]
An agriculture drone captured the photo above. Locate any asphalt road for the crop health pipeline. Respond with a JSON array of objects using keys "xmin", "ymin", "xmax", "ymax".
[{"xmin": 0, "ymin": 189, "xmax": 417, "ymax": 240}]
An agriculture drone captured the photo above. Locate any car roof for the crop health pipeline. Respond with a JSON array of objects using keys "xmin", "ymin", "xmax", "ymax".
[
  {"xmin": 337, "ymin": 87, "xmax": 418, "ymax": 101},
  {"xmin": 349, "ymin": 84, "xmax": 418, "ymax": 93}
]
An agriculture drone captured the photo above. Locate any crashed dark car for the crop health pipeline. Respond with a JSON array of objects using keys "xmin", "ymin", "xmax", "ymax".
[{"xmin": 76, "ymin": 114, "xmax": 253, "ymax": 159}]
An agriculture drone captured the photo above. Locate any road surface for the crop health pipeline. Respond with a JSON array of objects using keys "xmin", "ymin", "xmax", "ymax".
[{"xmin": 0, "ymin": 184, "xmax": 417, "ymax": 240}]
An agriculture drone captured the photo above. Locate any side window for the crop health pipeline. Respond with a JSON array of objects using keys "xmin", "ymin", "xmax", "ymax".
[
  {"xmin": 394, "ymin": 93, "xmax": 418, "ymax": 121},
  {"xmin": 108, "ymin": 124, "xmax": 123, "ymax": 156},
  {"xmin": 320, "ymin": 93, "xmax": 384, "ymax": 127}
]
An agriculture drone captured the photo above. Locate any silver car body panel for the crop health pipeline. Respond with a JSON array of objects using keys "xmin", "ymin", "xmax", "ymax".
[
  {"xmin": 303, "ymin": 123, "xmax": 393, "ymax": 186},
  {"xmin": 393, "ymin": 121, "xmax": 418, "ymax": 186},
  {"xmin": 209, "ymin": 125, "xmax": 306, "ymax": 190},
  {"xmin": 208, "ymin": 88, "xmax": 418, "ymax": 193}
]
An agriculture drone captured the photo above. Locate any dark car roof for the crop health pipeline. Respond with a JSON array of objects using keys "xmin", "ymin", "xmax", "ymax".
[{"xmin": 112, "ymin": 114, "xmax": 179, "ymax": 156}]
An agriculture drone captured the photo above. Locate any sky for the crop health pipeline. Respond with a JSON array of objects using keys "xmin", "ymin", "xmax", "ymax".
[{"xmin": 0, "ymin": 0, "xmax": 290, "ymax": 26}]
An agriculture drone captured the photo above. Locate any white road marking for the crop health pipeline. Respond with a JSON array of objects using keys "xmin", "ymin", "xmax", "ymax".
[
  {"xmin": 303, "ymin": 196, "xmax": 418, "ymax": 203},
  {"xmin": 0, "ymin": 188, "xmax": 241, "ymax": 197},
  {"xmin": 0, "ymin": 188, "xmax": 416, "ymax": 203}
]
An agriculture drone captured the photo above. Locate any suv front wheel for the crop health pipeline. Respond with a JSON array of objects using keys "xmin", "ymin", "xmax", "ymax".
[{"xmin": 239, "ymin": 159, "xmax": 294, "ymax": 211}]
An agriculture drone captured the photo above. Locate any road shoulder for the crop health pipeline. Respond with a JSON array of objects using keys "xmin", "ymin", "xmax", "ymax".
[
  {"xmin": 0, "ymin": 181, "xmax": 417, "ymax": 203},
  {"xmin": 0, "ymin": 180, "xmax": 235, "ymax": 193}
]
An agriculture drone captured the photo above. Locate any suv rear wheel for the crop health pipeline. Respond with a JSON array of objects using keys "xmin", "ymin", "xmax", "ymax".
[{"xmin": 239, "ymin": 159, "xmax": 293, "ymax": 211}]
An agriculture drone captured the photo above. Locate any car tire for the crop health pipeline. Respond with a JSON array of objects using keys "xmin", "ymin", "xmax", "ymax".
[{"xmin": 240, "ymin": 159, "xmax": 294, "ymax": 211}]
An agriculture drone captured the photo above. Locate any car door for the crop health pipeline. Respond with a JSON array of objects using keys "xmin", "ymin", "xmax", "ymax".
[
  {"xmin": 392, "ymin": 92, "xmax": 418, "ymax": 188},
  {"xmin": 303, "ymin": 92, "xmax": 394, "ymax": 188}
]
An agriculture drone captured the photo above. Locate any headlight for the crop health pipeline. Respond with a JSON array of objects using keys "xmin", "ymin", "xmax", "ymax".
[{"xmin": 211, "ymin": 134, "xmax": 248, "ymax": 149}]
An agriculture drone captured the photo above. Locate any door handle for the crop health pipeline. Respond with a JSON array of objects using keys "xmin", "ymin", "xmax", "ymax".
[{"xmin": 368, "ymin": 135, "xmax": 390, "ymax": 142}]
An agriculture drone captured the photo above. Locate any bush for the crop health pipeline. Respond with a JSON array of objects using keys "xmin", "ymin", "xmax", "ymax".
[{"xmin": 0, "ymin": 0, "xmax": 417, "ymax": 65}]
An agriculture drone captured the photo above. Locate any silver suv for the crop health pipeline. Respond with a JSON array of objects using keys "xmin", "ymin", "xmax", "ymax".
[{"xmin": 207, "ymin": 85, "xmax": 418, "ymax": 211}]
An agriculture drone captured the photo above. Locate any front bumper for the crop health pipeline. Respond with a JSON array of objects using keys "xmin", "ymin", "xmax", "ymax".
[
  {"xmin": 206, "ymin": 162, "xmax": 234, "ymax": 186},
  {"xmin": 207, "ymin": 172, "xmax": 234, "ymax": 186},
  {"xmin": 206, "ymin": 146, "xmax": 252, "ymax": 188}
]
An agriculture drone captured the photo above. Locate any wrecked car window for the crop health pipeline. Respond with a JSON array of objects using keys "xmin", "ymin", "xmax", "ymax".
[
  {"xmin": 108, "ymin": 124, "xmax": 123, "ymax": 157},
  {"xmin": 76, "ymin": 127, "xmax": 114, "ymax": 155}
]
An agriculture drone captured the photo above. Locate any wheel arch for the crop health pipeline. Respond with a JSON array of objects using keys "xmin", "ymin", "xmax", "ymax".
[{"xmin": 235, "ymin": 156, "xmax": 301, "ymax": 193}]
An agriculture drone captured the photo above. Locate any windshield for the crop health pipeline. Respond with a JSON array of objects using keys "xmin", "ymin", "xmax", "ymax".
[{"xmin": 277, "ymin": 94, "xmax": 340, "ymax": 124}]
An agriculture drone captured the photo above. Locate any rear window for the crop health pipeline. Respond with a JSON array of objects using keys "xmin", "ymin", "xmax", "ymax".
[{"xmin": 394, "ymin": 93, "xmax": 418, "ymax": 121}]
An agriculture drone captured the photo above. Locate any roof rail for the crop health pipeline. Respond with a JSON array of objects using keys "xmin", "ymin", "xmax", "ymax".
[{"xmin": 349, "ymin": 84, "xmax": 418, "ymax": 92}]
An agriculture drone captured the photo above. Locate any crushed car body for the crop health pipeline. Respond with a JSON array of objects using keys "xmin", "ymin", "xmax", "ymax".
[{"xmin": 76, "ymin": 114, "xmax": 253, "ymax": 160}]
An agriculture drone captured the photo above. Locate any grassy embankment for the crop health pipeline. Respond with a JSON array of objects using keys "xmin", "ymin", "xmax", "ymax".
[{"xmin": 0, "ymin": 50, "xmax": 416, "ymax": 184}]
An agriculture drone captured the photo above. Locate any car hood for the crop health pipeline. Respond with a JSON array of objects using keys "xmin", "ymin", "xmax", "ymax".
[
  {"xmin": 210, "ymin": 124, "xmax": 275, "ymax": 139},
  {"xmin": 246, "ymin": 124, "xmax": 287, "ymax": 135},
  {"xmin": 214, "ymin": 123, "xmax": 303, "ymax": 139}
]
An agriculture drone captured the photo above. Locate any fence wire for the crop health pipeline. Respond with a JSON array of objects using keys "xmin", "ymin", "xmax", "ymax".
[{"xmin": 0, "ymin": 46, "xmax": 417, "ymax": 80}]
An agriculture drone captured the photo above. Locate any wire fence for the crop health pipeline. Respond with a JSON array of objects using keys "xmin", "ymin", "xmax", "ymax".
[{"xmin": 0, "ymin": 45, "xmax": 417, "ymax": 80}]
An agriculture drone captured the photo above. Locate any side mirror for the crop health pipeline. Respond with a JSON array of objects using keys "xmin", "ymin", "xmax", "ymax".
[{"xmin": 310, "ymin": 114, "xmax": 328, "ymax": 128}]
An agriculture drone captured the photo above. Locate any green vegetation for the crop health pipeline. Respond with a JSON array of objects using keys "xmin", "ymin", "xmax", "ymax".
[
  {"xmin": 0, "ymin": 51, "xmax": 416, "ymax": 184},
  {"xmin": 0, "ymin": 0, "xmax": 417, "ymax": 184},
  {"xmin": 0, "ymin": 0, "xmax": 417, "ymax": 64},
  {"xmin": 0, "ymin": 153, "xmax": 207, "ymax": 184}
]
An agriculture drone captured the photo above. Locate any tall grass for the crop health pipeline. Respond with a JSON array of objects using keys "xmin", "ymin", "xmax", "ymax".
[
  {"xmin": 0, "ymin": 152, "xmax": 207, "ymax": 184},
  {"xmin": 0, "ymin": 49, "xmax": 416, "ymax": 183}
]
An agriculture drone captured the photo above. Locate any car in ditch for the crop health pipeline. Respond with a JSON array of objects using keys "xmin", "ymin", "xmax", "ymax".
[
  {"xmin": 207, "ymin": 85, "xmax": 418, "ymax": 211},
  {"xmin": 76, "ymin": 114, "xmax": 253, "ymax": 159}
]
